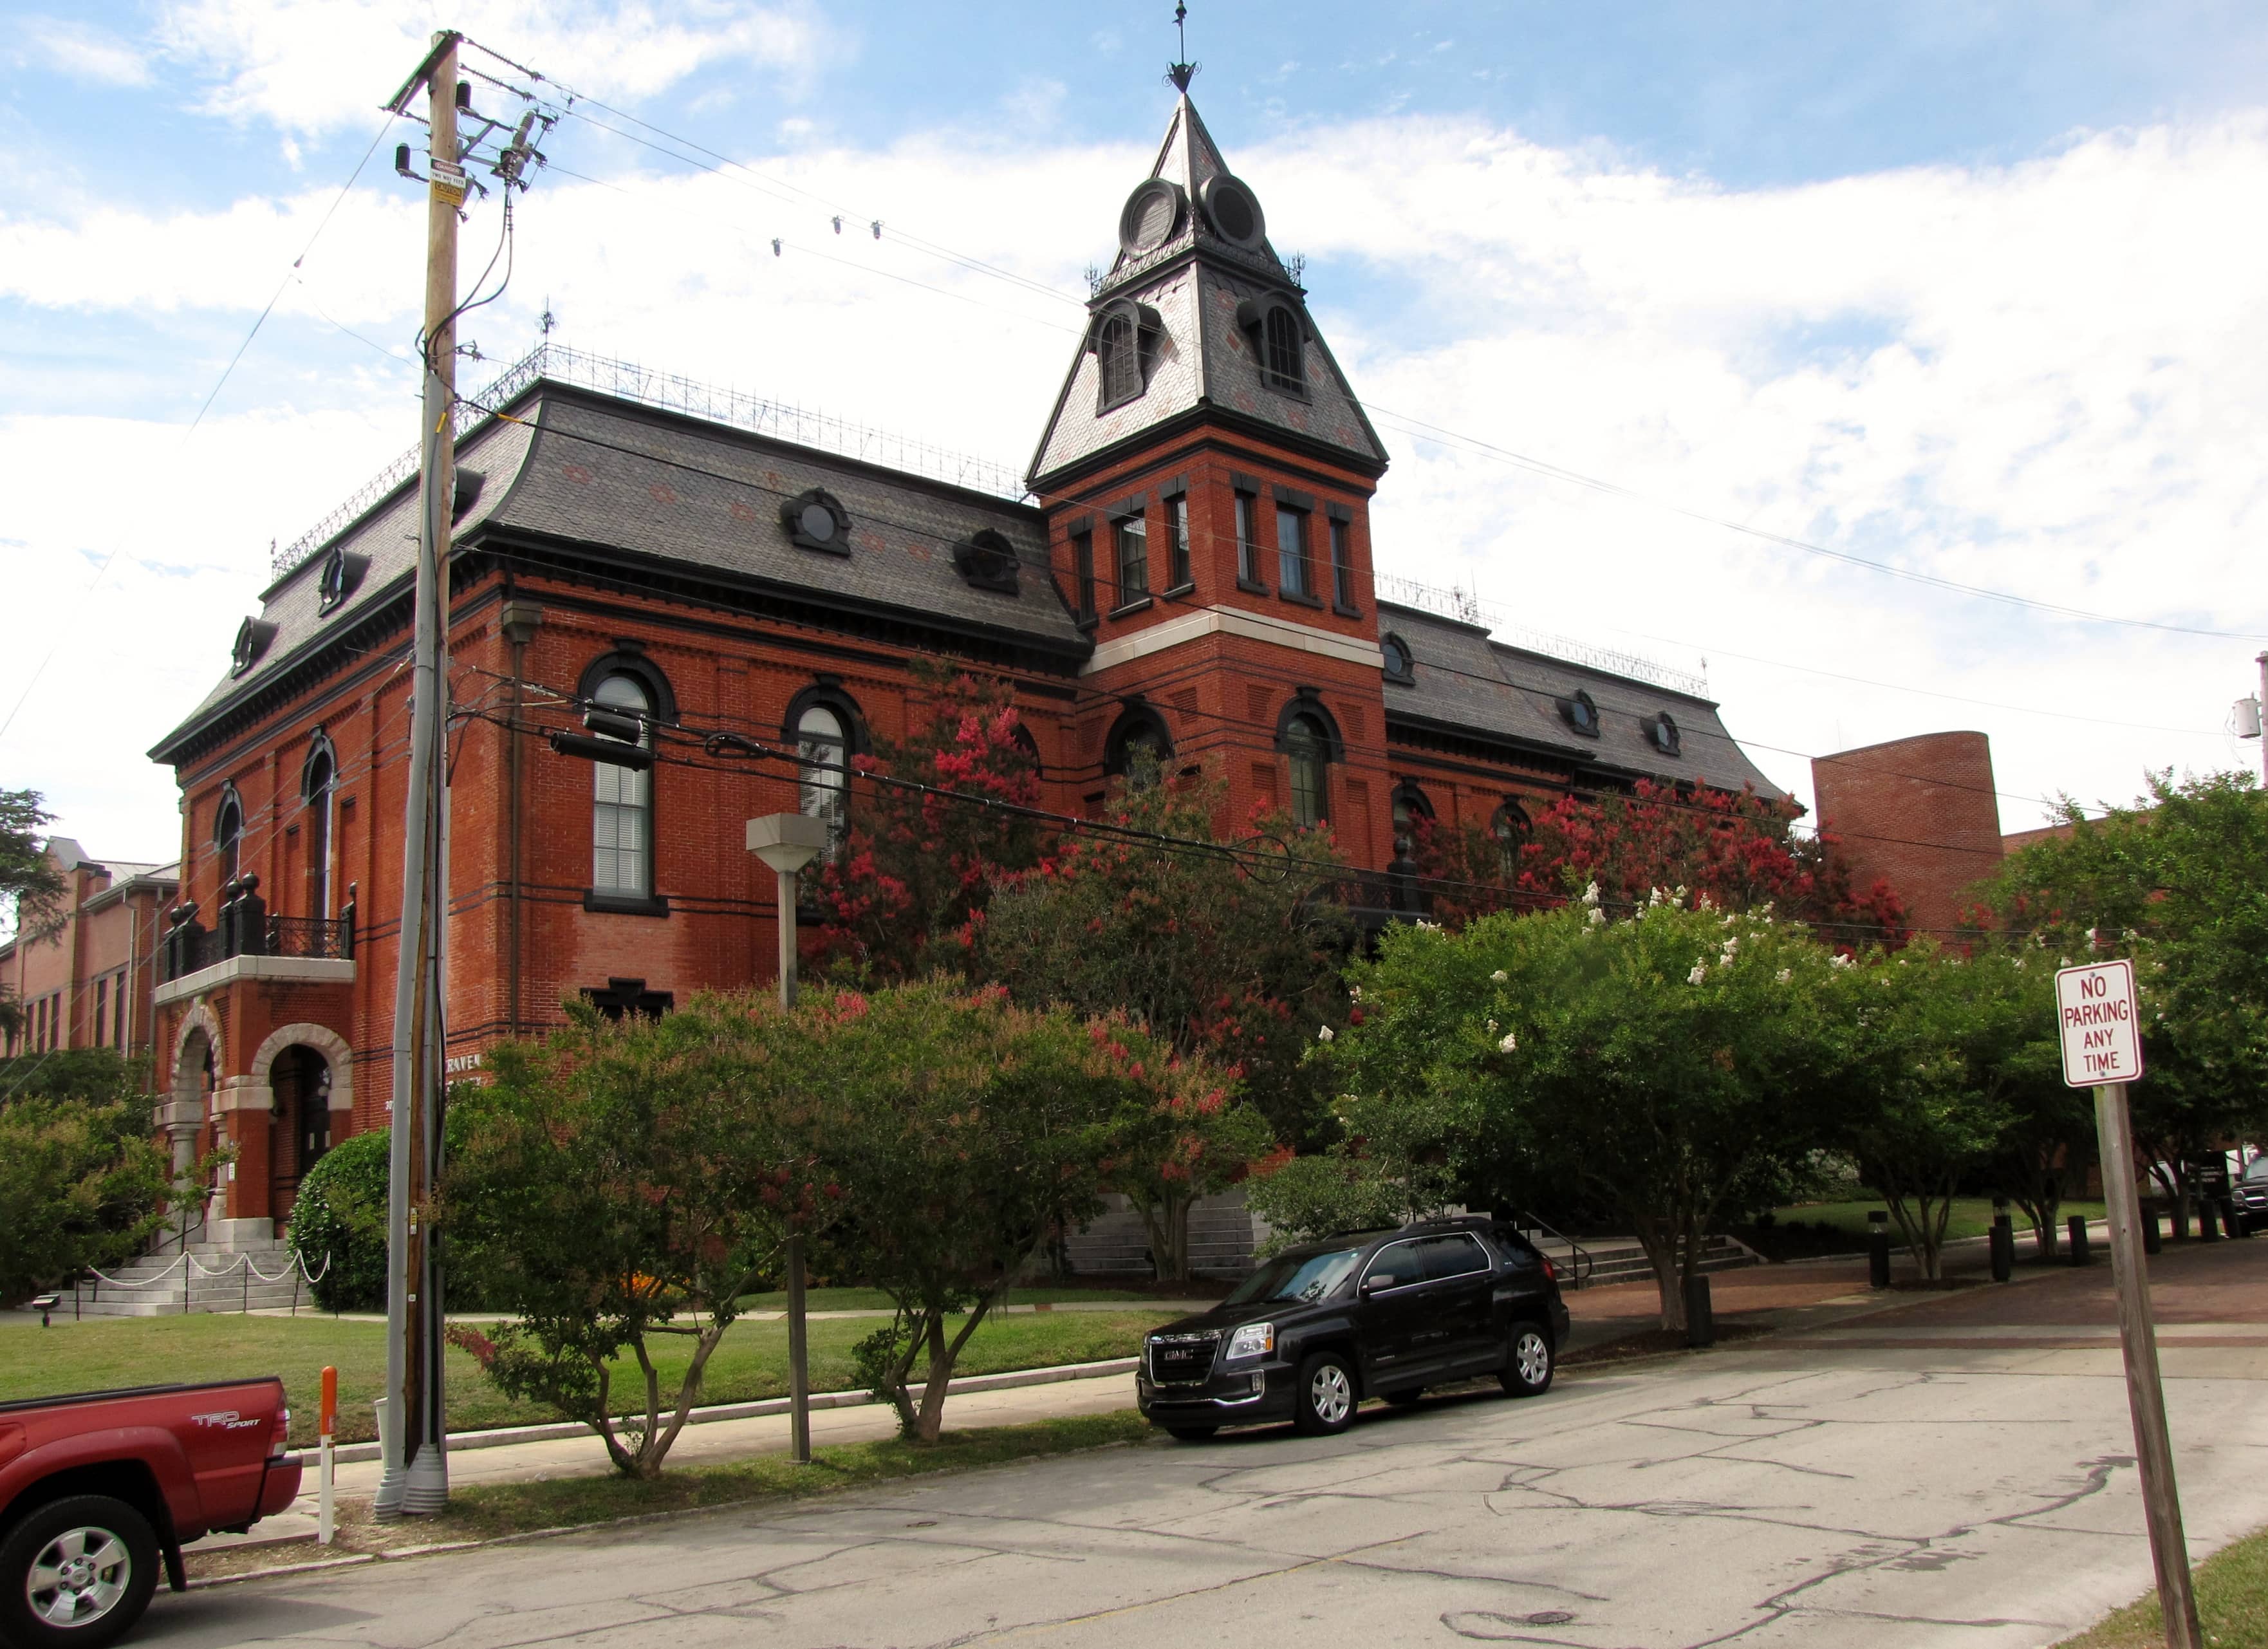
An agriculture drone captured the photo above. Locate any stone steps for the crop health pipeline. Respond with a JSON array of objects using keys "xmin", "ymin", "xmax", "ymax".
[{"xmin": 61, "ymin": 1234, "xmax": 321, "ymax": 1318}]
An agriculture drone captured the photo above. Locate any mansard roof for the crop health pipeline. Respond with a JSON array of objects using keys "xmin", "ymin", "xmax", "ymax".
[
  {"xmin": 1377, "ymin": 602, "xmax": 1786, "ymax": 801},
  {"xmin": 1027, "ymin": 94, "xmax": 1388, "ymax": 490},
  {"xmin": 152, "ymin": 380, "xmax": 1087, "ymax": 762}
]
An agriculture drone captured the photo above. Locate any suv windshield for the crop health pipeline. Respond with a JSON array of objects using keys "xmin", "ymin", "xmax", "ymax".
[
  {"xmin": 1223, "ymin": 1246, "xmax": 1365, "ymax": 1306},
  {"xmin": 2245, "ymin": 1158, "xmax": 2268, "ymax": 1184}
]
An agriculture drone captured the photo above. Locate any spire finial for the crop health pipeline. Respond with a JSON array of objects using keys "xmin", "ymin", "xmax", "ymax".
[{"xmin": 1166, "ymin": 3, "xmax": 1198, "ymax": 92}]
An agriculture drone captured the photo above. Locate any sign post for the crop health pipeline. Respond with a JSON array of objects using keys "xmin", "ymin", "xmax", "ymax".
[
  {"xmin": 2057, "ymin": 957, "xmax": 2200, "ymax": 1649},
  {"xmin": 317, "ymin": 1365, "xmax": 337, "ymax": 1546}
]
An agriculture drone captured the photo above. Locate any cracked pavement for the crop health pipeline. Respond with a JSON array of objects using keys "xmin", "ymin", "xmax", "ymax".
[{"xmin": 140, "ymin": 1254, "xmax": 2268, "ymax": 1648}]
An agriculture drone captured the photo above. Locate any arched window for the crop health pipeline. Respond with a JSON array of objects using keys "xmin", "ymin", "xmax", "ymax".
[
  {"xmin": 590, "ymin": 673, "xmax": 653, "ymax": 895},
  {"xmin": 1285, "ymin": 713, "xmax": 1331, "ymax": 828},
  {"xmin": 1099, "ymin": 310, "xmax": 1141, "ymax": 409},
  {"xmin": 214, "ymin": 788, "xmax": 243, "ymax": 888},
  {"xmin": 1561, "ymin": 689, "xmax": 1601, "ymax": 738},
  {"xmin": 1380, "ymin": 633, "xmax": 1414, "ymax": 684},
  {"xmin": 1104, "ymin": 706, "xmax": 1173, "ymax": 788},
  {"xmin": 1263, "ymin": 306, "xmax": 1304, "ymax": 393},
  {"xmin": 301, "ymin": 739, "xmax": 337, "ymax": 917},
  {"xmin": 1649, "ymin": 712, "xmax": 1682, "ymax": 756},
  {"xmin": 1390, "ymin": 783, "xmax": 1431, "ymax": 853},
  {"xmin": 1491, "ymin": 800, "xmax": 1530, "ymax": 879},
  {"xmin": 796, "ymin": 703, "xmax": 850, "ymax": 852}
]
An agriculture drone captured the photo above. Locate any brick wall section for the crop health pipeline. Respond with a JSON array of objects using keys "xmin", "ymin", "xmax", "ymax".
[{"xmin": 1810, "ymin": 731, "xmax": 2006, "ymax": 938}]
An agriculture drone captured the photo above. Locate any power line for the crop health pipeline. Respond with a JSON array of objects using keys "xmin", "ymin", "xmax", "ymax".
[{"xmin": 445, "ymin": 49, "xmax": 2265, "ymax": 647}]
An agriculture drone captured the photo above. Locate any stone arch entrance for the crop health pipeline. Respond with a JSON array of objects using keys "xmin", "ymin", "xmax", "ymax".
[
  {"xmin": 167, "ymin": 1005, "xmax": 223, "ymax": 1240},
  {"xmin": 250, "ymin": 1023, "xmax": 356, "ymax": 1225}
]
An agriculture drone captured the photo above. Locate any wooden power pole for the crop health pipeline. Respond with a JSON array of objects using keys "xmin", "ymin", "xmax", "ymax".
[{"xmin": 376, "ymin": 28, "xmax": 464, "ymax": 1520}]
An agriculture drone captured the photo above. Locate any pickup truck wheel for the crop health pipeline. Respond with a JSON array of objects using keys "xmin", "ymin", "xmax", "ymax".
[
  {"xmin": 1292, "ymin": 1352, "xmax": 1357, "ymax": 1436},
  {"xmin": 1498, "ymin": 1323, "xmax": 1555, "ymax": 1399},
  {"xmin": 1, "ymin": 1495, "xmax": 159, "ymax": 1649}
]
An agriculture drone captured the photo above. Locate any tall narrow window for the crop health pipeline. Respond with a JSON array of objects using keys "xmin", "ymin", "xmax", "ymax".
[
  {"xmin": 591, "ymin": 673, "xmax": 653, "ymax": 895},
  {"xmin": 1276, "ymin": 504, "xmax": 1311, "ymax": 598},
  {"xmin": 1115, "ymin": 512, "xmax": 1149, "ymax": 604},
  {"xmin": 93, "ymin": 979, "xmax": 107, "ymax": 1049},
  {"xmin": 1285, "ymin": 713, "xmax": 1330, "ymax": 828},
  {"xmin": 303, "ymin": 746, "xmax": 335, "ymax": 917},
  {"xmin": 1492, "ymin": 801, "xmax": 1530, "ymax": 879},
  {"xmin": 1329, "ymin": 516, "xmax": 1355, "ymax": 610},
  {"xmin": 214, "ymin": 792, "xmax": 243, "ymax": 888},
  {"xmin": 113, "ymin": 969, "xmax": 125, "ymax": 1048},
  {"xmin": 796, "ymin": 703, "xmax": 850, "ymax": 854},
  {"xmin": 1235, "ymin": 490, "xmax": 1261, "ymax": 586},
  {"xmin": 1073, "ymin": 529, "xmax": 1097, "ymax": 623},
  {"xmin": 1099, "ymin": 310, "xmax": 1140, "ymax": 407},
  {"xmin": 1166, "ymin": 494, "xmax": 1192, "ymax": 590},
  {"xmin": 1264, "ymin": 307, "xmax": 1305, "ymax": 392}
]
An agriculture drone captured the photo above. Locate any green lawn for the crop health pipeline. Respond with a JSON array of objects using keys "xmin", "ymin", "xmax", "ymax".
[
  {"xmin": 2058, "ymin": 1520, "xmax": 2268, "ymax": 1646},
  {"xmin": 1771, "ymin": 1197, "xmax": 2108, "ymax": 1247},
  {"xmin": 0, "ymin": 1309, "xmax": 1173, "ymax": 1449},
  {"xmin": 733, "ymin": 1285, "xmax": 1191, "ymax": 1312}
]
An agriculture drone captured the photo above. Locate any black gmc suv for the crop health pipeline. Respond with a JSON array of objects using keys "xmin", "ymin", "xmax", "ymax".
[{"xmin": 1137, "ymin": 1217, "xmax": 1572, "ymax": 1440}]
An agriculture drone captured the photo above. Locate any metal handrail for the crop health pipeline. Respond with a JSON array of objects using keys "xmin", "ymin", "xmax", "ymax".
[{"xmin": 1514, "ymin": 1212, "xmax": 1595, "ymax": 1289}]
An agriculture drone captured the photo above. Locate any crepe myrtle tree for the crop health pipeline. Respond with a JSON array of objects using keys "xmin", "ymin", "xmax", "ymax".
[
  {"xmin": 807, "ymin": 662, "xmax": 1045, "ymax": 983},
  {"xmin": 1315, "ymin": 889, "xmax": 1842, "ymax": 1330},
  {"xmin": 1816, "ymin": 942, "xmax": 2059, "ymax": 1280},
  {"xmin": 797, "ymin": 980, "xmax": 1249, "ymax": 1442},
  {"xmin": 1979, "ymin": 770, "xmax": 2268, "ymax": 1225},
  {"xmin": 980, "ymin": 760, "xmax": 1351, "ymax": 1180},
  {"xmin": 441, "ymin": 995, "xmax": 841, "ymax": 1479}
]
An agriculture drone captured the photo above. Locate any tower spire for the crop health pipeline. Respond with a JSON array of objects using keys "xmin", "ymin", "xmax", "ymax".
[{"xmin": 1167, "ymin": 2, "xmax": 1198, "ymax": 93}]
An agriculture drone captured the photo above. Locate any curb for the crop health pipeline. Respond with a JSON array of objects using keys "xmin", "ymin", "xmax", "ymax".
[{"xmin": 293, "ymin": 1356, "xmax": 1140, "ymax": 1467}]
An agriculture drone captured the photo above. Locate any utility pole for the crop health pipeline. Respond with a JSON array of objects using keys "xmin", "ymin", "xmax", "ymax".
[{"xmin": 376, "ymin": 28, "xmax": 464, "ymax": 1520}]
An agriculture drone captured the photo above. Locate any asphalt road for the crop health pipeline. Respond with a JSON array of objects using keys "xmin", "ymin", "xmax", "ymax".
[{"xmin": 138, "ymin": 1245, "xmax": 2268, "ymax": 1649}]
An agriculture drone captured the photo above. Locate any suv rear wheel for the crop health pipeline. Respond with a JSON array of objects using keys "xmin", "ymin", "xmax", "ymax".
[
  {"xmin": 1499, "ymin": 1322, "xmax": 1554, "ymax": 1399},
  {"xmin": 1293, "ymin": 1351, "xmax": 1357, "ymax": 1435},
  {"xmin": 0, "ymin": 1494, "xmax": 160, "ymax": 1649}
]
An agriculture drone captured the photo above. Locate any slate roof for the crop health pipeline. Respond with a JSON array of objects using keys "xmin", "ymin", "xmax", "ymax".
[
  {"xmin": 154, "ymin": 382, "xmax": 1083, "ymax": 759},
  {"xmin": 1377, "ymin": 603, "xmax": 1785, "ymax": 800},
  {"xmin": 1027, "ymin": 95, "xmax": 1388, "ymax": 487}
]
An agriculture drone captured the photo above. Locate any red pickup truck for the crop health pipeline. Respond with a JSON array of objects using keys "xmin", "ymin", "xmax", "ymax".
[{"xmin": 0, "ymin": 1379, "xmax": 301, "ymax": 1648}]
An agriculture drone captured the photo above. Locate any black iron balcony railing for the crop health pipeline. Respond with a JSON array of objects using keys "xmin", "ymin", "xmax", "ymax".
[{"xmin": 160, "ymin": 876, "xmax": 355, "ymax": 983}]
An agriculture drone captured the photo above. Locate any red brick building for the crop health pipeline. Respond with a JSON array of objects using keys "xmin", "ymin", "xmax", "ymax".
[
  {"xmin": 1810, "ymin": 731, "xmax": 2009, "ymax": 937},
  {"xmin": 147, "ymin": 91, "xmax": 1780, "ymax": 1237},
  {"xmin": 0, "ymin": 839, "xmax": 177, "ymax": 1060}
]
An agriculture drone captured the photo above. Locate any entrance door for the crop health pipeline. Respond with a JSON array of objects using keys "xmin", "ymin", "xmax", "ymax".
[{"xmin": 270, "ymin": 1046, "xmax": 333, "ymax": 1221}]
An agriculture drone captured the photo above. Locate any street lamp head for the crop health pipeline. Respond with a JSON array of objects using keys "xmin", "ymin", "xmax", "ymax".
[{"xmin": 747, "ymin": 812, "xmax": 829, "ymax": 874}]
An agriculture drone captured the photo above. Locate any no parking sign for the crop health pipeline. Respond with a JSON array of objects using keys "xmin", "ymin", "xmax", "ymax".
[{"xmin": 2055, "ymin": 958, "xmax": 2144, "ymax": 1088}]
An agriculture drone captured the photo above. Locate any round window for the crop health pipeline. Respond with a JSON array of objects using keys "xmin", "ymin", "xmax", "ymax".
[
  {"xmin": 1382, "ymin": 635, "xmax": 1411, "ymax": 679},
  {"xmin": 1117, "ymin": 180, "xmax": 1185, "ymax": 255},
  {"xmin": 799, "ymin": 501, "xmax": 837, "ymax": 543},
  {"xmin": 1201, "ymin": 174, "xmax": 1267, "ymax": 248}
]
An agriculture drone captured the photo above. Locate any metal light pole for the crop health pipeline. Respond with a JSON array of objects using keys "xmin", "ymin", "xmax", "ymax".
[{"xmin": 747, "ymin": 813, "xmax": 828, "ymax": 1466}]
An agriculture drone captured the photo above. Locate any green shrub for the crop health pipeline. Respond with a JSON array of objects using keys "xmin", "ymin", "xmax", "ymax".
[{"xmin": 288, "ymin": 1130, "xmax": 387, "ymax": 1312}]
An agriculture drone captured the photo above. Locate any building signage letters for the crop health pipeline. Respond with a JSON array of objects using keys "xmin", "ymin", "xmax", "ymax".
[{"xmin": 2055, "ymin": 958, "xmax": 2143, "ymax": 1087}]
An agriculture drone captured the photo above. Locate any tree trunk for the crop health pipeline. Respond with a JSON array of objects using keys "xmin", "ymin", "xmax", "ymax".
[{"xmin": 1637, "ymin": 1223, "xmax": 1684, "ymax": 1332}]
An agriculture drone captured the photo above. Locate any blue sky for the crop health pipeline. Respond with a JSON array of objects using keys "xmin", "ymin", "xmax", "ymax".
[{"xmin": 5, "ymin": 1, "xmax": 2267, "ymax": 870}]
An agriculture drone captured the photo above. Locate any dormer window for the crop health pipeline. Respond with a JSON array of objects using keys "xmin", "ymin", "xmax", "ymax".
[
  {"xmin": 1649, "ymin": 712, "xmax": 1681, "ymax": 756},
  {"xmin": 231, "ymin": 617, "xmax": 277, "ymax": 677},
  {"xmin": 1235, "ymin": 298, "xmax": 1308, "ymax": 396},
  {"xmin": 951, "ymin": 528, "xmax": 1021, "ymax": 593},
  {"xmin": 317, "ymin": 546, "xmax": 370, "ymax": 615},
  {"xmin": 1092, "ymin": 299, "xmax": 1163, "ymax": 413},
  {"xmin": 1561, "ymin": 689, "xmax": 1601, "ymax": 738},
  {"xmin": 1380, "ymin": 633, "xmax": 1413, "ymax": 684},
  {"xmin": 779, "ymin": 488, "xmax": 852, "ymax": 555}
]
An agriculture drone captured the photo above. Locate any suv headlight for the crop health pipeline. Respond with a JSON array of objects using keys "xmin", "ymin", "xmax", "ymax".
[{"xmin": 1226, "ymin": 1322, "xmax": 1274, "ymax": 1361}]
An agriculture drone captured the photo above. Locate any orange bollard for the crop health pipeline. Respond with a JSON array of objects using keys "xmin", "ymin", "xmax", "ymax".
[{"xmin": 318, "ymin": 1366, "xmax": 338, "ymax": 1544}]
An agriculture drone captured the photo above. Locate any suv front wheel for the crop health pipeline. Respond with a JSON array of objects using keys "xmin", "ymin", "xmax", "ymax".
[
  {"xmin": 1293, "ymin": 1351, "xmax": 1358, "ymax": 1435},
  {"xmin": 1499, "ymin": 1323, "xmax": 1555, "ymax": 1399}
]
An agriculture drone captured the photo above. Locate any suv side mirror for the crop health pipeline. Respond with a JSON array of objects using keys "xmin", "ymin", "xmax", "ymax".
[{"xmin": 1358, "ymin": 1276, "xmax": 1382, "ymax": 1298}]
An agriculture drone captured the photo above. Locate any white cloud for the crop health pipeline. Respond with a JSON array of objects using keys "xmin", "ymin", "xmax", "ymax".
[
  {"xmin": 153, "ymin": 0, "xmax": 837, "ymax": 136},
  {"xmin": 6, "ymin": 103, "xmax": 2267, "ymax": 860},
  {"xmin": 17, "ymin": 16, "xmax": 153, "ymax": 86}
]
